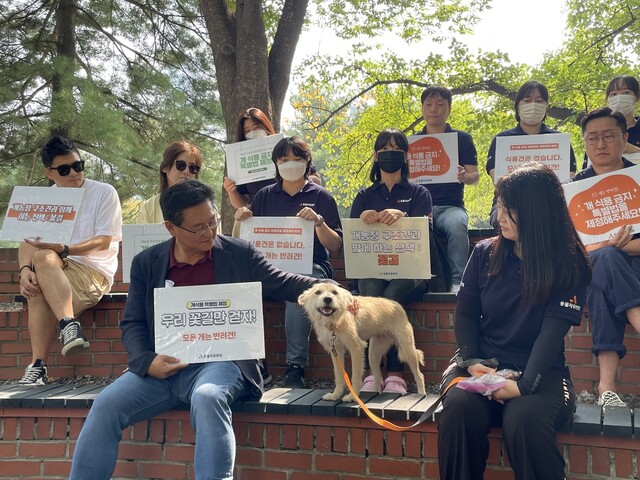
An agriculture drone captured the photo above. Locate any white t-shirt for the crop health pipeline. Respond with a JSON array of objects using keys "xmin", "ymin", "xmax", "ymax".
[{"xmin": 53, "ymin": 179, "xmax": 122, "ymax": 287}]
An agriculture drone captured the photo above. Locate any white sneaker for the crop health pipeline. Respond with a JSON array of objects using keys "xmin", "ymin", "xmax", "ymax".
[{"xmin": 597, "ymin": 390, "xmax": 628, "ymax": 408}]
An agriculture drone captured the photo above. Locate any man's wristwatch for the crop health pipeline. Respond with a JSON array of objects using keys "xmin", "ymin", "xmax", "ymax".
[
  {"xmin": 59, "ymin": 245, "xmax": 70, "ymax": 259},
  {"xmin": 314, "ymin": 215, "xmax": 325, "ymax": 228}
]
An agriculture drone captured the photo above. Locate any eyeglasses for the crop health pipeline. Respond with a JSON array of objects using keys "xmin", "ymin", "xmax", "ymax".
[
  {"xmin": 174, "ymin": 160, "xmax": 201, "ymax": 174},
  {"xmin": 48, "ymin": 161, "xmax": 85, "ymax": 176},
  {"xmin": 584, "ymin": 133, "xmax": 622, "ymax": 145},
  {"xmin": 175, "ymin": 217, "xmax": 218, "ymax": 236}
]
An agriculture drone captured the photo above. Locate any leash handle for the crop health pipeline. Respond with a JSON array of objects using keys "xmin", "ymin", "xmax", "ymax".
[{"xmin": 330, "ymin": 345, "xmax": 464, "ymax": 431}]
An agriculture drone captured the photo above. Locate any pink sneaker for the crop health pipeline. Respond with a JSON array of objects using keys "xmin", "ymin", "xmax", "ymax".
[
  {"xmin": 360, "ymin": 375, "xmax": 381, "ymax": 392},
  {"xmin": 382, "ymin": 375, "xmax": 407, "ymax": 394}
]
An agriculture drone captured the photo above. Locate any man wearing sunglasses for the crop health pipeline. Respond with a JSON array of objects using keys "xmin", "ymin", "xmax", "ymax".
[
  {"xmin": 69, "ymin": 179, "xmax": 326, "ymax": 480},
  {"xmin": 569, "ymin": 107, "xmax": 640, "ymax": 409},
  {"xmin": 17, "ymin": 135, "xmax": 122, "ymax": 385}
]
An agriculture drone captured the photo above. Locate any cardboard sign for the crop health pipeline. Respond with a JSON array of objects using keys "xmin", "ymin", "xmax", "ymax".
[
  {"xmin": 494, "ymin": 133, "xmax": 571, "ymax": 183},
  {"xmin": 407, "ymin": 133, "xmax": 459, "ymax": 184},
  {"xmin": 224, "ymin": 133, "xmax": 284, "ymax": 186},
  {"xmin": 342, "ymin": 217, "xmax": 432, "ymax": 279},
  {"xmin": 239, "ymin": 216, "xmax": 314, "ymax": 274},
  {"xmin": 154, "ymin": 282, "xmax": 265, "ymax": 364},
  {"xmin": 563, "ymin": 165, "xmax": 640, "ymax": 245},
  {"xmin": 0, "ymin": 186, "xmax": 84, "ymax": 243},
  {"xmin": 122, "ymin": 224, "xmax": 171, "ymax": 283}
]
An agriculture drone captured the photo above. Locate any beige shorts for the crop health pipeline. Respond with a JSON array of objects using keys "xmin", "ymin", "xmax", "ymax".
[{"xmin": 63, "ymin": 259, "xmax": 110, "ymax": 316}]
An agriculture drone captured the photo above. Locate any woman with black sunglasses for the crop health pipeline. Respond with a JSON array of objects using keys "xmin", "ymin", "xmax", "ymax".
[{"xmin": 137, "ymin": 141, "xmax": 203, "ymax": 223}]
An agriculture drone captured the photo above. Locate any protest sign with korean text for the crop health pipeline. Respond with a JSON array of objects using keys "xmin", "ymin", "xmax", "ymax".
[
  {"xmin": 122, "ymin": 224, "xmax": 171, "ymax": 283},
  {"xmin": 0, "ymin": 186, "xmax": 84, "ymax": 243},
  {"xmin": 224, "ymin": 133, "xmax": 284, "ymax": 186},
  {"xmin": 342, "ymin": 217, "xmax": 432, "ymax": 279},
  {"xmin": 407, "ymin": 133, "xmax": 459, "ymax": 184},
  {"xmin": 494, "ymin": 133, "xmax": 571, "ymax": 183},
  {"xmin": 154, "ymin": 282, "xmax": 264, "ymax": 364},
  {"xmin": 239, "ymin": 216, "xmax": 313, "ymax": 274},
  {"xmin": 563, "ymin": 165, "xmax": 640, "ymax": 245}
]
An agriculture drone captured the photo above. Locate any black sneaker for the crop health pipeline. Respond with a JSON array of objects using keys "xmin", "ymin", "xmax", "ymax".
[
  {"xmin": 59, "ymin": 318, "xmax": 90, "ymax": 356},
  {"xmin": 259, "ymin": 359, "xmax": 272, "ymax": 385},
  {"xmin": 18, "ymin": 360, "xmax": 48, "ymax": 385},
  {"xmin": 284, "ymin": 363, "xmax": 306, "ymax": 388}
]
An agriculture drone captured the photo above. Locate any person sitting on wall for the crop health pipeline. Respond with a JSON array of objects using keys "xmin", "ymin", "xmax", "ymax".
[
  {"xmin": 419, "ymin": 85, "xmax": 479, "ymax": 293},
  {"xmin": 570, "ymin": 106, "xmax": 640, "ymax": 408},
  {"xmin": 69, "ymin": 180, "xmax": 325, "ymax": 480},
  {"xmin": 18, "ymin": 135, "xmax": 122, "ymax": 385}
]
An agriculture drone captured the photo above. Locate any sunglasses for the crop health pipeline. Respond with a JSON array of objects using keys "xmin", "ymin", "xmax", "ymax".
[
  {"xmin": 174, "ymin": 160, "xmax": 201, "ymax": 174},
  {"xmin": 48, "ymin": 160, "xmax": 85, "ymax": 176}
]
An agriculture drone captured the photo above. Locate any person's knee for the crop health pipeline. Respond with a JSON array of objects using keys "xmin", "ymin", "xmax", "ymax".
[
  {"xmin": 31, "ymin": 249, "xmax": 63, "ymax": 272},
  {"xmin": 191, "ymin": 383, "xmax": 230, "ymax": 413}
]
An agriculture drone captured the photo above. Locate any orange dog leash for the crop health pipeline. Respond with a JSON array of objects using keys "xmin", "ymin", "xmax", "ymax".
[{"xmin": 330, "ymin": 339, "xmax": 464, "ymax": 431}]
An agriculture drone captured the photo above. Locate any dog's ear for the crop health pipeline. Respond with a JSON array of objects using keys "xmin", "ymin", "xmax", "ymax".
[{"xmin": 298, "ymin": 287, "xmax": 311, "ymax": 306}]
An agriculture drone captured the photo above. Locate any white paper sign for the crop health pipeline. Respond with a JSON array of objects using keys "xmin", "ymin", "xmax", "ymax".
[
  {"xmin": 224, "ymin": 133, "xmax": 284, "ymax": 186},
  {"xmin": 342, "ymin": 218, "xmax": 432, "ymax": 279},
  {"xmin": 494, "ymin": 133, "xmax": 571, "ymax": 183},
  {"xmin": 122, "ymin": 224, "xmax": 171, "ymax": 283},
  {"xmin": 0, "ymin": 186, "xmax": 84, "ymax": 243},
  {"xmin": 239, "ymin": 216, "xmax": 314, "ymax": 274},
  {"xmin": 407, "ymin": 133, "xmax": 459, "ymax": 184},
  {"xmin": 563, "ymin": 165, "xmax": 640, "ymax": 245},
  {"xmin": 154, "ymin": 282, "xmax": 265, "ymax": 364}
]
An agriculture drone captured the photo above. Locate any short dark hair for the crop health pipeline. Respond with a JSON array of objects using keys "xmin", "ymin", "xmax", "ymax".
[
  {"xmin": 370, "ymin": 129, "xmax": 410, "ymax": 182},
  {"xmin": 421, "ymin": 85, "xmax": 452, "ymax": 106},
  {"xmin": 235, "ymin": 107, "xmax": 276, "ymax": 142},
  {"xmin": 158, "ymin": 141, "xmax": 203, "ymax": 192},
  {"xmin": 160, "ymin": 179, "xmax": 214, "ymax": 226},
  {"xmin": 272, "ymin": 136, "xmax": 312, "ymax": 181},
  {"xmin": 514, "ymin": 80, "xmax": 549, "ymax": 123},
  {"xmin": 40, "ymin": 136, "xmax": 79, "ymax": 167},
  {"xmin": 605, "ymin": 75, "xmax": 640, "ymax": 99},
  {"xmin": 491, "ymin": 162, "xmax": 591, "ymax": 305},
  {"xmin": 581, "ymin": 107, "xmax": 628, "ymax": 135}
]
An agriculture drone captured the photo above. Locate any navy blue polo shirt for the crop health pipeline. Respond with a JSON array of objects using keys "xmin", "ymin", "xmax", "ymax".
[
  {"xmin": 250, "ymin": 180, "xmax": 342, "ymax": 276},
  {"xmin": 573, "ymin": 157, "xmax": 636, "ymax": 181},
  {"xmin": 350, "ymin": 178, "xmax": 432, "ymax": 218},
  {"xmin": 418, "ymin": 124, "xmax": 478, "ymax": 208},
  {"xmin": 236, "ymin": 162, "xmax": 319, "ymax": 203},
  {"xmin": 486, "ymin": 124, "xmax": 578, "ymax": 174},
  {"xmin": 458, "ymin": 239, "xmax": 586, "ymax": 372}
]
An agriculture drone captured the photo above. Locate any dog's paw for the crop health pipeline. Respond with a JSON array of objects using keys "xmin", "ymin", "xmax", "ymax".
[
  {"xmin": 342, "ymin": 393, "xmax": 355, "ymax": 402},
  {"xmin": 322, "ymin": 392, "xmax": 342, "ymax": 401}
]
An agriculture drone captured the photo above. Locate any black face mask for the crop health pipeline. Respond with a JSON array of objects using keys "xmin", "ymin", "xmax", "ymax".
[{"xmin": 377, "ymin": 150, "xmax": 406, "ymax": 173}]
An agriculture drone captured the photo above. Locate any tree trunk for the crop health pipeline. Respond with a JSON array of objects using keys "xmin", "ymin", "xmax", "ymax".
[
  {"xmin": 50, "ymin": 0, "xmax": 78, "ymax": 139},
  {"xmin": 199, "ymin": 0, "xmax": 308, "ymax": 233}
]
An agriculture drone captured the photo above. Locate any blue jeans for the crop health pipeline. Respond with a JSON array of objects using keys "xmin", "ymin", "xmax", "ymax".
[
  {"xmin": 433, "ymin": 205, "xmax": 469, "ymax": 286},
  {"xmin": 286, "ymin": 264, "xmax": 328, "ymax": 366},
  {"xmin": 69, "ymin": 361, "xmax": 248, "ymax": 480}
]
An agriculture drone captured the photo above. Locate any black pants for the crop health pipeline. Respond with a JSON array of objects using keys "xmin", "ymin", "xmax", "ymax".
[{"xmin": 437, "ymin": 366, "xmax": 575, "ymax": 480}]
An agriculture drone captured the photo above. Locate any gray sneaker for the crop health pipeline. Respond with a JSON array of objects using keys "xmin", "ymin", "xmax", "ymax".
[
  {"xmin": 597, "ymin": 390, "xmax": 628, "ymax": 408},
  {"xmin": 18, "ymin": 360, "xmax": 48, "ymax": 385},
  {"xmin": 59, "ymin": 319, "xmax": 90, "ymax": 356}
]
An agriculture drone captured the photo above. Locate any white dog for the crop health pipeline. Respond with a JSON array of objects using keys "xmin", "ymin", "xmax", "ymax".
[{"xmin": 298, "ymin": 283, "xmax": 425, "ymax": 402}]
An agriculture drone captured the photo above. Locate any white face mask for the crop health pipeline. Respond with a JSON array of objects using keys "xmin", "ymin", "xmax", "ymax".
[
  {"xmin": 608, "ymin": 94, "xmax": 637, "ymax": 116},
  {"xmin": 278, "ymin": 161, "xmax": 307, "ymax": 182},
  {"xmin": 518, "ymin": 102, "xmax": 547, "ymax": 125},
  {"xmin": 245, "ymin": 129, "xmax": 268, "ymax": 140}
]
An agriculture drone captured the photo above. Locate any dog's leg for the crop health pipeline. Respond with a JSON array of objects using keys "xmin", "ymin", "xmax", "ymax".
[
  {"xmin": 341, "ymin": 339, "xmax": 366, "ymax": 402},
  {"xmin": 323, "ymin": 340, "xmax": 348, "ymax": 401},
  {"xmin": 368, "ymin": 336, "xmax": 393, "ymax": 393},
  {"xmin": 395, "ymin": 326, "xmax": 427, "ymax": 395}
]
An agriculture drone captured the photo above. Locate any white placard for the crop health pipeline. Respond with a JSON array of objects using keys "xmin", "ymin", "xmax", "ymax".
[
  {"xmin": 122, "ymin": 224, "xmax": 171, "ymax": 283},
  {"xmin": 494, "ymin": 133, "xmax": 571, "ymax": 183},
  {"xmin": 239, "ymin": 216, "xmax": 314, "ymax": 274},
  {"xmin": 342, "ymin": 218, "xmax": 432, "ymax": 279},
  {"xmin": 224, "ymin": 133, "xmax": 284, "ymax": 186},
  {"xmin": 563, "ymin": 165, "xmax": 640, "ymax": 245},
  {"xmin": 407, "ymin": 133, "xmax": 459, "ymax": 184},
  {"xmin": 154, "ymin": 282, "xmax": 265, "ymax": 364},
  {"xmin": 0, "ymin": 186, "xmax": 84, "ymax": 243}
]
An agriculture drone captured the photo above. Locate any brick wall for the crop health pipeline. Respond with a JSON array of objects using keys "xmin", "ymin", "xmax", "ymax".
[{"xmin": 0, "ymin": 408, "xmax": 635, "ymax": 479}]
